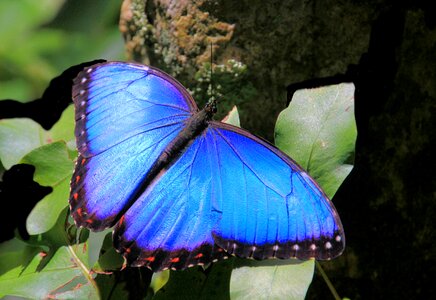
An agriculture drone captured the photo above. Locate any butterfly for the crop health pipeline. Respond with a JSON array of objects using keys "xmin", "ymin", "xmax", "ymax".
[{"xmin": 69, "ymin": 61, "xmax": 345, "ymax": 272}]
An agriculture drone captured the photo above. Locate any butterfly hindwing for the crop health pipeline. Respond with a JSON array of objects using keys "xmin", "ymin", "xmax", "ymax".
[
  {"xmin": 208, "ymin": 122, "xmax": 345, "ymax": 260},
  {"xmin": 70, "ymin": 62, "xmax": 198, "ymax": 230},
  {"xmin": 113, "ymin": 135, "xmax": 228, "ymax": 271}
]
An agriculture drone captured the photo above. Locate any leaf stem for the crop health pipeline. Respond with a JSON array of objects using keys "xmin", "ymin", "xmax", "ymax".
[
  {"xmin": 67, "ymin": 244, "xmax": 100, "ymax": 298},
  {"xmin": 315, "ymin": 261, "xmax": 341, "ymax": 300}
]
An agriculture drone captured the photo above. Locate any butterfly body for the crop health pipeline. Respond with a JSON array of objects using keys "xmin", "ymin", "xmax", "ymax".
[{"xmin": 69, "ymin": 62, "xmax": 345, "ymax": 271}]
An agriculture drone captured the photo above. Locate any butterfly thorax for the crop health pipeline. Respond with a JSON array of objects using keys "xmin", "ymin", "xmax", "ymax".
[
  {"xmin": 168, "ymin": 107, "xmax": 211, "ymax": 155},
  {"xmin": 148, "ymin": 101, "xmax": 215, "ymax": 177}
]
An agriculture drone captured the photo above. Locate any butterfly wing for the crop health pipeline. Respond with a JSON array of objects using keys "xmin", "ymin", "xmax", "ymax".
[
  {"xmin": 113, "ymin": 121, "xmax": 344, "ymax": 271},
  {"xmin": 208, "ymin": 122, "xmax": 345, "ymax": 260},
  {"xmin": 113, "ymin": 134, "xmax": 228, "ymax": 271},
  {"xmin": 70, "ymin": 62, "xmax": 198, "ymax": 230}
]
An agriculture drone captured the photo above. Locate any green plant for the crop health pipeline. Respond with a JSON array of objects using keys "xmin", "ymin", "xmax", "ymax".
[{"xmin": 0, "ymin": 81, "xmax": 356, "ymax": 299}]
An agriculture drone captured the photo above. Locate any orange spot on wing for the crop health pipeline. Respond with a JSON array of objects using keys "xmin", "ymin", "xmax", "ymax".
[
  {"xmin": 145, "ymin": 256, "xmax": 155, "ymax": 262},
  {"xmin": 170, "ymin": 257, "xmax": 180, "ymax": 263},
  {"xmin": 86, "ymin": 219, "xmax": 93, "ymax": 224},
  {"xmin": 81, "ymin": 158, "xmax": 86, "ymax": 165},
  {"xmin": 119, "ymin": 215, "xmax": 125, "ymax": 225},
  {"xmin": 75, "ymin": 175, "xmax": 81, "ymax": 183},
  {"xmin": 195, "ymin": 253, "xmax": 203, "ymax": 259},
  {"xmin": 73, "ymin": 193, "xmax": 79, "ymax": 200},
  {"xmin": 125, "ymin": 248, "xmax": 131, "ymax": 254},
  {"xmin": 76, "ymin": 208, "xmax": 83, "ymax": 216}
]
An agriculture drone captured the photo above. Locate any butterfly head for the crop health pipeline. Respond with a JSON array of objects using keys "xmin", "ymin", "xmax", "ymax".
[{"xmin": 204, "ymin": 98, "xmax": 217, "ymax": 119}]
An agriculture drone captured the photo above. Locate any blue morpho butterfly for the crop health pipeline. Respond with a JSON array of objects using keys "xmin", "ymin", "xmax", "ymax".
[{"xmin": 69, "ymin": 61, "xmax": 345, "ymax": 272}]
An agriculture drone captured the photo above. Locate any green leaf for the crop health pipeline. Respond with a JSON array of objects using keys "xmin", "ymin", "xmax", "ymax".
[
  {"xmin": 0, "ymin": 238, "xmax": 42, "ymax": 276},
  {"xmin": 0, "ymin": 105, "xmax": 75, "ymax": 170},
  {"xmin": 0, "ymin": 109, "xmax": 76, "ymax": 234},
  {"xmin": 229, "ymin": 83, "xmax": 356, "ymax": 299},
  {"xmin": 0, "ymin": 118, "xmax": 49, "ymax": 169},
  {"xmin": 0, "ymin": 209, "xmax": 100, "ymax": 299},
  {"xmin": 222, "ymin": 106, "xmax": 241, "ymax": 127},
  {"xmin": 21, "ymin": 141, "xmax": 74, "ymax": 186},
  {"xmin": 22, "ymin": 141, "xmax": 74, "ymax": 235},
  {"xmin": 24, "ymin": 207, "xmax": 70, "ymax": 250},
  {"xmin": 0, "ymin": 241, "xmax": 99, "ymax": 299},
  {"xmin": 150, "ymin": 271, "xmax": 170, "ymax": 294},
  {"xmin": 230, "ymin": 260, "xmax": 314, "ymax": 300},
  {"xmin": 25, "ymin": 177, "xmax": 69, "ymax": 235},
  {"xmin": 275, "ymin": 83, "xmax": 356, "ymax": 198},
  {"xmin": 49, "ymin": 104, "xmax": 76, "ymax": 148},
  {"xmin": 93, "ymin": 231, "xmax": 124, "ymax": 272},
  {"xmin": 154, "ymin": 261, "xmax": 232, "ymax": 300}
]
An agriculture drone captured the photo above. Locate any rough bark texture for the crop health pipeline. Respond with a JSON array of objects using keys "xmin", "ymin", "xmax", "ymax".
[
  {"xmin": 120, "ymin": 1, "xmax": 435, "ymax": 299},
  {"xmin": 120, "ymin": 0, "xmax": 382, "ymax": 140}
]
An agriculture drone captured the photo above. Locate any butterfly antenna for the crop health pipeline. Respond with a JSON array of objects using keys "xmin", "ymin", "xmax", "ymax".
[{"xmin": 209, "ymin": 43, "xmax": 225, "ymax": 106}]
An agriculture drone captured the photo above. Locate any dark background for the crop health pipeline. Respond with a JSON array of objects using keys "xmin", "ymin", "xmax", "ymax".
[{"xmin": 1, "ymin": 1, "xmax": 435, "ymax": 299}]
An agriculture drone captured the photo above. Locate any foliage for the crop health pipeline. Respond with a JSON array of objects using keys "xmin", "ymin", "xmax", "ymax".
[
  {"xmin": 276, "ymin": 83, "xmax": 357, "ymax": 198},
  {"xmin": 0, "ymin": 1, "xmax": 356, "ymax": 299},
  {"xmin": 0, "ymin": 80, "xmax": 356, "ymax": 299},
  {"xmin": 0, "ymin": 0, "xmax": 123, "ymax": 102}
]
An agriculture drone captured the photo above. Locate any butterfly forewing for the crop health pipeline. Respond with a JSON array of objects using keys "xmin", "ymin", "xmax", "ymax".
[{"xmin": 70, "ymin": 62, "xmax": 198, "ymax": 230}]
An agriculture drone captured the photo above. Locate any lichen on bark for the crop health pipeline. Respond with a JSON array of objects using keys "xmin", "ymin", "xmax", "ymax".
[{"xmin": 119, "ymin": 0, "xmax": 373, "ymax": 140}]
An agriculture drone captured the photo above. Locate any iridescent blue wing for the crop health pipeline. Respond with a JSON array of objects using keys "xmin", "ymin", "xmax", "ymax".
[
  {"xmin": 69, "ymin": 62, "xmax": 197, "ymax": 230},
  {"xmin": 113, "ymin": 135, "xmax": 228, "ymax": 271},
  {"xmin": 113, "ymin": 122, "xmax": 344, "ymax": 271},
  {"xmin": 208, "ymin": 122, "xmax": 344, "ymax": 260}
]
